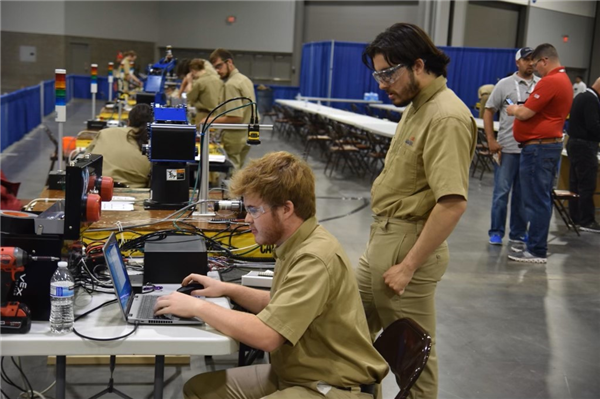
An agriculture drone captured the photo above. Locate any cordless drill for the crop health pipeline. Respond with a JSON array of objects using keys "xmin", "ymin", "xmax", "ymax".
[{"xmin": 1, "ymin": 247, "xmax": 59, "ymax": 334}]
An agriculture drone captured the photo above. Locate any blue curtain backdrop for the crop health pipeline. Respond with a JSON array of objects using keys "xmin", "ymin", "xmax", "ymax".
[
  {"xmin": 70, "ymin": 75, "xmax": 110, "ymax": 100},
  {"xmin": 1, "ymin": 86, "xmax": 41, "ymax": 152},
  {"xmin": 300, "ymin": 41, "xmax": 333, "ymax": 98},
  {"xmin": 1, "ymin": 76, "xmax": 73, "ymax": 152},
  {"xmin": 440, "ymin": 46, "xmax": 516, "ymax": 113},
  {"xmin": 329, "ymin": 41, "xmax": 384, "ymax": 111},
  {"xmin": 299, "ymin": 41, "xmax": 517, "ymax": 116}
]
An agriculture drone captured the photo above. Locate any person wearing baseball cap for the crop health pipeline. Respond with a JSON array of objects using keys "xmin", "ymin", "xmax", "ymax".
[
  {"xmin": 483, "ymin": 47, "xmax": 538, "ymax": 248},
  {"xmin": 515, "ymin": 47, "xmax": 533, "ymax": 61},
  {"xmin": 506, "ymin": 43, "xmax": 574, "ymax": 263}
]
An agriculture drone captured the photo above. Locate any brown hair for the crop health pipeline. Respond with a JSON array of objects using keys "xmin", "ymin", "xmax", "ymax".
[
  {"xmin": 229, "ymin": 152, "xmax": 316, "ymax": 220},
  {"xmin": 189, "ymin": 58, "xmax": 206, "ymax": 71},
  {"xmin": 531, "ymin": 43, "xmax": 559, "ymax": 62},
  {"xmin": 126, "ymin": 103, "xmax": 153, "ymax": 151},
  {"xmin": 123, "ymin": 50, "xmax": 137, "ymax": 58},
  {"xmin": 363, "ymin": 23, "xmax": 450, "ymax": 77},
  {"xmin": 209, "ymin": 48, "xmax": 234, "ymax": 64}
]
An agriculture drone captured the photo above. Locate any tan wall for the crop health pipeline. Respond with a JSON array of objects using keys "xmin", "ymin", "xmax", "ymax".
[
  {"xmin": 1, "ymin": 31, "xmax": 155, "ymax": 94},
  {"xmin": 65, "ymin": 35, "xmax": 155, "ymax": 76},
  {"xmin": 1, "ymin": 31, "xmax": 66, "ymax": 93}
]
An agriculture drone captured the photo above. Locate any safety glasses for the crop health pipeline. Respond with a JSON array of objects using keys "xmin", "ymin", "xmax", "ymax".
[
  {"xmin": 244, "ymin": 204, "xmax": 272, "ymax": 219},
  {"xmin": 372, "ymin": 63, "xmax": 406, "ymax": 85}
]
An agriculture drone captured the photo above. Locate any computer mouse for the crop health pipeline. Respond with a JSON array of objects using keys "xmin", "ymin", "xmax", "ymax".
[{"xmin": 176, "ymin": 283, "xmax": 204, "ymax": 295}]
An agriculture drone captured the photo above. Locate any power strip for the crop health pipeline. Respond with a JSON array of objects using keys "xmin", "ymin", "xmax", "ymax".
[{"xmin": 241, "ymin": 270, "xmax": 273, "ymax": 288}]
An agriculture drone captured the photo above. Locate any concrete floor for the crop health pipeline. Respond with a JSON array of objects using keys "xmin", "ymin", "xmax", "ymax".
[{"xmin": 1, "ymin": 99, "xmax": 599, "ymax": 399}]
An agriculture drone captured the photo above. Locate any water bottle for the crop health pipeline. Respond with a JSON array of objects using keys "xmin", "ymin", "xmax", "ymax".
[{"xmin": 49, "ymin": 261, "xmax": 74, "ymax": 334}]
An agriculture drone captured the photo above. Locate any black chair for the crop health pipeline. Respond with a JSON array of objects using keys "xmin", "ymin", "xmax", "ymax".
[
  {"xmin": 552, "ymin": 189, "xmax": 580, "ymax": 236},
  {"xmin": 471, "ymin": 130, "xmax": 495, "ymax": 180},
  {"xmin": 374, "ymin": 318, "xmax": 432, "ymax": 399}
]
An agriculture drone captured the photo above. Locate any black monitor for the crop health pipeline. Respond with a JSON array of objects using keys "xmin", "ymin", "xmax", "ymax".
[
  {"xmin": 149, "ymin": 124, "xmax": 196, "ymax": 162},
  {"xmin": 87, "ymin": 120, "xmax": 107, "ymax": 131},
  {"xmin": 136, "ymin": 92, "xmax": 155, "ymax": 105}
]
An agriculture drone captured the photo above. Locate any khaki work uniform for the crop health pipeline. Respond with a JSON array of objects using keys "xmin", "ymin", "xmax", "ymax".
[
  {"xmin": 184, "ymin": 217, "xmax": 388, "ymax": 399},
  {"xmin": 477, "ymin": 84, "xmax": 495, "ymax": 119},
  {"xmin": 188, "ymin": 71, "xmax": 223, "ymax": 126},
  {"xmin": 87, "ymin": 127, "xmax": 151, "ymax": 188},
  {"xmin": 120, "ymin": 57, "xmax": 136, "ymax": 92},
  {"xmin": 357, "ymin": 77, "xmax": 477, "ymax": 399},
  {"xmin": 219, "ymin": 68, "xmax": 256, "ymax": 170}
]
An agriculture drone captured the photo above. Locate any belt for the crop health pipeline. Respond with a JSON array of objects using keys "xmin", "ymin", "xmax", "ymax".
[
  {"xmin": 337, "ymin": 384, "xmax": 375, "ymax": 394},
  {"xmin": 518, "ymin": 137, "xmax": 562, "ymax": 148}
]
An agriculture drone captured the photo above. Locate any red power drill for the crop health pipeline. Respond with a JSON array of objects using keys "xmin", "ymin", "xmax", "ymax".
[{"xmin": 1, "ymin": 247, "xmax": 59, "ymax": 334}]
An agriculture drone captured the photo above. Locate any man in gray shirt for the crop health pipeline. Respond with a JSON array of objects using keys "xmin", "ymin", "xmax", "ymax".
[{"xmin": 484, "ymin": 47, "xmax": 540, "ymax": 246}]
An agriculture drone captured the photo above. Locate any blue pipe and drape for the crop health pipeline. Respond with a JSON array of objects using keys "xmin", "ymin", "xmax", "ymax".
[
  {"xmin": 2, "ymin": 43, "xmax": 514, "ymax": 153},
  {"xmin": 300, "ymin": 40, "xmax": 516, "ymax": 113}
]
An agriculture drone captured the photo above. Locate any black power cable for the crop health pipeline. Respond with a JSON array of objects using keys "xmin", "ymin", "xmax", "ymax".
[
  {"xmin": 0, "ymin": 357, "xmax": 25, "ymax": 392},
  {"xmin": 9, "ymin": 358, "xmax": 33, "ymax": 398},
  {"xmin": 201, "ymin": 96, "xmax": 257, "ymax": 134},
  {"xmin": 72, "ymin": 299, "xmax": 140, "ymax": 341}
]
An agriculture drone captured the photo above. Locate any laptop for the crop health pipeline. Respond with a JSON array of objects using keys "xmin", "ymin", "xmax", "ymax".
[{"xmin": 103, "ymin": 233, "xmax": 204, "ymax": 325}]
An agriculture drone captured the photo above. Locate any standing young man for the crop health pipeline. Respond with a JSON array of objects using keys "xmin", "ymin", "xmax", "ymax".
[
  {"xmin": 507, "ymin": 43, "xmax": 573, "ymax": 263},
  {"xmin": 155, "ymin": 152, "xmax": 388, "ymax": 399},
  {"xmin": 484, "ymin": 47, "xmax": 539, "ymax": 245},
  {"xmin": 358, "ymin": 23, "xmax": 477, "ymax": 399},
  {"xmin": 186, "ymin": 58, "xmax": 223, "ymax": 126},
  {"xmin": 209, "ymin": 49, "xmax": 256, "ymax": 170}
]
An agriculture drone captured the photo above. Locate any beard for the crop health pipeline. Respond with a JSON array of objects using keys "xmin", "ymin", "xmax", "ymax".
[
  {"xmin": 392, "ymin": 70, "xmax": 420, "ymax": 107},
  {"xmin": 253, "ymin": 210, "xmax": 285, "ymax": 246}
]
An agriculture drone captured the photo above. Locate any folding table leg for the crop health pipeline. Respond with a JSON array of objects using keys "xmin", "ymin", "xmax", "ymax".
[
  {"xmin": 153, "ymin": 355, "xmax": 165, "ymax": 399},
  {"xmin": 56, "ymin": 355, "xmax": 66, "ymax": 399}
]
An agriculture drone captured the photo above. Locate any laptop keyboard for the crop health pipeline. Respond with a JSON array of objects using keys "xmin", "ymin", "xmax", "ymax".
[{"xmin": 138, "ymin": 295, "xmax": 161, "ymax": 319}]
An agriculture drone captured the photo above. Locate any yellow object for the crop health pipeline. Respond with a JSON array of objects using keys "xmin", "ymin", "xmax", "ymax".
[{"xmin": 82, "ymin": 229, "xmax": 273, "ymax": 259}]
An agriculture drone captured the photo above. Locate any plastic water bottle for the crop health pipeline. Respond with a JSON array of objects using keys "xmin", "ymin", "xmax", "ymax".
[{"xmin": 49, "ymin": 261, "xmax": 74, "ymax": 334}]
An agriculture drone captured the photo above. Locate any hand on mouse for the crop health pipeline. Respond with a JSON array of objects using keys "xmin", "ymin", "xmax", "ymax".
[
  {"xmin": 181, "ymin": 274, "xmax": 227, "ymax": 298},
  {"xmin": 154, "ymin": 292, "xmax": 202, "ymax": 319}
]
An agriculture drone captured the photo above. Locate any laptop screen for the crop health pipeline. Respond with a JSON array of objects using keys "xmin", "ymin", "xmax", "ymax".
[
  {"xmin": 144, "ymin": 75, "xmax": 162, "ymax": 92},
  {"xmin": 103, "ymin": 233, "xmax": 133, "ymax": 315}
]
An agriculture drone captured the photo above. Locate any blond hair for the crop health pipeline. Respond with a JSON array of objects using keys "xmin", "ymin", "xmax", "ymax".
[{"xmin": 229, "ymin": 152, "xmax": 316, "ymax": 220}]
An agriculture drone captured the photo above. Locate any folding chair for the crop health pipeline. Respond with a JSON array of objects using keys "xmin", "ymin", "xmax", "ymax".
[{"xmin": 552, "ymin": 189, "xmax": 580, "ymax": 236}]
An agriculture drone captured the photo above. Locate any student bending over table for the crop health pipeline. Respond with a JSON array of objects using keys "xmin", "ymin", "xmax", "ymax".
[
  {"xmin": 87, "ymin": 103, "xmax": 153, "ymax": 188},
  {"xmin": 155, "ymin": 151, "xmax": 388, "ymax": 399}
]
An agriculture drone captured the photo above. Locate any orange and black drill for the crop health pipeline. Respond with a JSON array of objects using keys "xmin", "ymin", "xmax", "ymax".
[{"xmin": 1, "ymin": 247, "xmax": 59, "ymax": 334}]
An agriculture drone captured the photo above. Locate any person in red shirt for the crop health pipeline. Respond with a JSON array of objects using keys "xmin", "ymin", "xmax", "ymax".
[{"xmin": 505, "ymin": 43, "xmax": 573, "ymax": 263}]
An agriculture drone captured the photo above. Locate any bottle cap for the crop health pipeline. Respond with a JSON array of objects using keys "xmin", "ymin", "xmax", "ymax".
[{"xmin": 58, "ymin": 261, "xmax": 68, "ymax": 268}]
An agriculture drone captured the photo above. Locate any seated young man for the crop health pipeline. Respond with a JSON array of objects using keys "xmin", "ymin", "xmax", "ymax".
[
  {"xmin": 154, "ymin": 151, "xmax": 388, "ymax": 399},
  {"xmin": 87, "ymin": 103, "xmax": 153, "ymax": 188}
]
